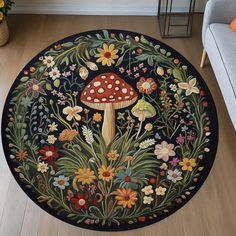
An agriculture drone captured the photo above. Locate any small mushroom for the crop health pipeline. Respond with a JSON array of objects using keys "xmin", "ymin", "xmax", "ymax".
[
  {"xmin": 80, "ymin": 72, "xmax": 138, "ymax": 146},
  {"xmin": 131, "ymin": 99, "xmax": 156, "ymax": 138}
]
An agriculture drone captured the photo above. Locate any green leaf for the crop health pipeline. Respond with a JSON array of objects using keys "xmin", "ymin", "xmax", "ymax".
[
  {"xmin": 147, "ymin": 56, "xmax": 154, "ymax": 66},
  {"xmin": 39, "ymin": 66, "xmax": 45, "ymax": 72},
  {"xmin": 173, "ymin": 68, "xmax": 183, "ymax": 80},
  {"xmin": 102, "ymin": 30, "xmax": 109, "ymax": 39},
  {"xmin": 61, "ymin": 42, "xmax": 74, "ymax": 47},
  {"xmin": 20, "ymin": 76, "xmax": 29, "ymax": 82},
  {"xmin": 160, "ymin": 49, "xmax": 166, "ymax": 54},
  {"xmin": 166, "ymin": 52, "xmax": 172, "ymax": 57},
  {"xmin": 46, "ymin": 83, "xmax": 52, "ymax": 91},
  {"xmin": 140, "ymin": 35, "xmax": 149, "ymax": 44},
  {"xmin": 85, "ymin": 49, "xmax": 90, "ymax": 60},
  {"xmin": 116, "ymin": 55, "xmax": 124, "ymax": 66},
  {"xmin": 53, "ymin": 79, "xmax": 60, "ymax": 88},
  {"xmin": 61, "ymin": 56, "xmax": 69, "ymax": 66}
]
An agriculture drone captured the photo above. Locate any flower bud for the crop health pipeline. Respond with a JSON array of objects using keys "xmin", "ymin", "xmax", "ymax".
[
  {"xmin": 79, "ymin": 67, "xmax": 89, "ymax": 80},
  {"xmin": 85, "ymin": 62, "xmax": 98, "ymax": 71},
  {"xmin": 156, "ymin": 66, "xmax": 164, "ymax": 76}
]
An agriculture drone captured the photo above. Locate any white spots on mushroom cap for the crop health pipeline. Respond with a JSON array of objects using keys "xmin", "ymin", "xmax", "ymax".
[
  {"xmin": 90, "ymin": 89, "xmax": 95, "ymax": 94},
  {"xmin": 130, "ymin": 91, "xmax": 134, "ymax": 95},
  {"xmin": 122, "ymin": 88, "xmax": 128, "ymax": 94},
  {"xmin": 87, "ymin": 96, "xmax": 92, "ymax": 101},
  {"xmin": 115, "ymin": 87, "xmax": 119, "ymax": 91},
  {"xmin": 84, "ymin": 91, "xmax": 87, "ymax": 95},
  {"xmin": 122, "ymin": 83, "xmax": 125, "ymax": 86},
  {"xmin": 94, "ymin": 98, "xmax": 100, "ymax": 102},
  {"xmin": 107, "ymin": 84, "xmax": 112, "ymax": 89},
  {"xmin": 125, "ymin": 96, "xmax": 130, "ymax": 99},
  {"xmin": 115, "ymin": 80, "xmax": 120, "ymax": 84},
  {"xmin": 105, "ymin": 80, "xmax": 108, "ymax": 83},
  {"xmin": 94, "ymin": 81, "xmax": 101, "ymax": 87},
  {"xmin": 87, "ymin": 84, "xmax": 91, "ymax": 88},
  {"xmin": 101, "ymin": 75, "xmax": 106, "ymax": 79},
  {"xmin": 98, "ymin": 88, "xmax": 104, "ymax": 94},
  {"xmin": 109, "ymin": 95, "xmax": 114, "ymax": 99},
  {"xmin": 118, "ymin": 97, "xmax": 122, "ymax": 100},
  {"xmin": 110, "ymin": 75, "xmax": 115, "ymax": 79},
  {"xmin": 102, "ymin": 98, "xmax": 107, "ymax": 102}
]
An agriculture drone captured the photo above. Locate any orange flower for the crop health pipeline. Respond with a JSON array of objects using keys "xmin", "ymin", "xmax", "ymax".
[
  {"xmin": 98, "ymin": 165, "xmax": 115, "ymax": 182},
  {"xmin": 115, "ymin": 188, "xmax": 138, "ymax": 208},
  {"xmin": 107, "ymin": 149, "xmax": 119, "ymax": 161},
  {"xmin": 59, "ymin": 129, "xmax": 78, "ymax": 141},
  {"xmin": 93, "ymin": 112, "xmax": 102, "ymax": 122},
  {"xmin": 16, "ymin": 150, "xmax": 28, "ymax": 161}
]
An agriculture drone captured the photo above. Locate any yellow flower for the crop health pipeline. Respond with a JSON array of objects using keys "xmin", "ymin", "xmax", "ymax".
[
  {"xmin": 98, "ymin": 165, "xmax": 115, "ymax": 182},
  {"xmin": 62, "ymin": 106, "xmax": 83, "ymax": 121},
  {"xmin": 107, "ymin": 149, "xmax": 119, "ymax": 161},
  {"xmin": 95, "ymin": 43, "xmax": 118, "ymax": 66},
  {"xmin": 179, "ymin": 158, "xmax": 196, "ymax": 171},
  {"xmin": 0, "ymin": 0, "xmax": 5, "ymax": 8},
  {"xmin": 93, "ymin": 112, "xmax": 102, "ymax": 122},
  {"xmin": 75, "ymin": 168, "xmax": 96, "ymax": 185},
  {"xmin": 178, "ymin": 78, "xmax": 199, "ymax": 96},
  {"xmin": 115, "ymin": 188, "xmax": 138, "ymax": 208},
  {"xmin": 155, "ymin": 186, "xmax": 167, "ymax": 196},
  {"xmin": 16, "ymin": 150, "xmax": 29, "ymax": 161},
  {"xmin": 0, "ymin": 12, "xmax": 3, "ymax": 22}
]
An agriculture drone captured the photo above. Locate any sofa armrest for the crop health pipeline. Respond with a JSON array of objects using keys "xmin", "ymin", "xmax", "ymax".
[{"xmin": 202, "ymin": 0, "xmax": 236, "ymax": 46}]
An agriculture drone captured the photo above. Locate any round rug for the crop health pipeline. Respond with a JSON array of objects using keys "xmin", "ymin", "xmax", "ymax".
[{"xmin": 1, "ymin": 30, "xmax": 218, "ymax": 231}]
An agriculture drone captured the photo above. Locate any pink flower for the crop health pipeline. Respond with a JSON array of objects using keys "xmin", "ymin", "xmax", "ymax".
[
  {"xmin": 154, "ymin": 141, "xmax": 176, "ymax": 162},
  {"xmin": 176, "ymin": 134, "xmax": 185, "ymax": 144},
  {"xmin": 126, "ymin": 69, "xmax": 132, "ymax": 76},
  {"xmin": 169, "ymin": 157, "xmax": 180, "ymax": 167},
  {"xmin": 134, "ymin": 73, "xmax": 140, "ymax": 78},
  {"xmin": 119, "ymin": 67, "xmax": 125, "ymax": 73}
]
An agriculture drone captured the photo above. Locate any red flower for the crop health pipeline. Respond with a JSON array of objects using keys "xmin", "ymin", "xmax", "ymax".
[
  {"xmin": 138, "ymin": 216, "xmax": 146, "ymax": 222},
  {"xmin": 199, "ymin": 90, "xmax": 205, "ymax": 97},
  {"xmin": 202, "ymin": 101, "xmax": 208, "ymax": 107},
  {"xmin": 149, "ymin": 178, "xmax": 156, "ymax": 184},
  {"xmin": 160, "ymin": 171, "xmax": 165, "ymax": 176},
  {"xmin": 137, "ymin": 77, "xmax": 157, "ymax": 94},
  {"xmin": 71, "ymin": 193, "xmax": 88, "ymax": 209},
  {"xmin": 39, "ymin": 145, "xmax": 59, "ymax": 163}
]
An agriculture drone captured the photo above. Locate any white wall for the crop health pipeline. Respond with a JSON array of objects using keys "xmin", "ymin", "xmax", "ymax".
[{"xmin": 12, "ymin": 0, "xmax": 208, "ymax": 15}]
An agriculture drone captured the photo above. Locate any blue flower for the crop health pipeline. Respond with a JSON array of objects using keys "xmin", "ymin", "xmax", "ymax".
[{"xmin": 114, "ymin": 168, "xmax": 144, "ymax": 189}]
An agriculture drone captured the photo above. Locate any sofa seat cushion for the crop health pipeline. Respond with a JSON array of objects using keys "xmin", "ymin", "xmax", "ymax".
[{"xmin": 205, "ymin": 23, "xmax": 236, "ymax": 129}]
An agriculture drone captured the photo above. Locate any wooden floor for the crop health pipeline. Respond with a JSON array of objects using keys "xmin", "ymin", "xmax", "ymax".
[{"xmin": 0, "ymin": 14, "xmax": 236, "ymax": 236}]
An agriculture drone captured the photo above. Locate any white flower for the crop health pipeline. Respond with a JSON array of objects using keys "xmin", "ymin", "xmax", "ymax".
[
  {"xmin": 43, "ymin": 56, "xmax": 55, "ymax": 68},
  {"xmin": 49, "ymin": 67, "xmax": 61, "ymax": 80},
  {"xmin": 143, "ymin": 196, "xmax": 154, "ymax": 204},
  {"xmin": 135, "ymin": 36, "xmax": 140, "ymax": 42},
  {"xmin": 139, "ymin": 138, "xmax": 155, "ymax": 149},
  {"xmin": 167, "ymin": 169, "xmax": 183, "ymax": 183},
  {"xmin": 53, "ymin": 175, "xmax": 69, "ymax": 190},
  {"xmin": 169, "ymin": 84, "xmax": 177, "ymax": 92},
  {"xmin": 141, "ymin": 185, "xmax": 153, "ymax": 195},
  {"xmin": 37, "ymin": 162, "xmax": 49, "ymax": 173},
  {"xmin": 154, "ymin": 141, "xmax": 176, "ymax": 162},
  {"xmin": 82, "ymin": 126, "xmax": 94, "ymax": 144},
  {"xmin": 160, "ymin": 163, "xmax": 168, "ymax": 170},
  {"xmin": 47, "ymin": 135, "xmax": 57, "ymax": 144},
  {"xmin": 144, "ymin": 123, "xmax": 153, "ymax": 131},
  {"xmin": 178, "ymin": 78, "xmax": 199, "ymax": 96},
  {"xmin": 62, "ymin": 106, "xmax": 83, "ymax": 121},
  {"xmin": 48, "ymin": 122, "xmax": 58, "ymax": 132},
  {"xmin": 155, "ymin": 186, "xmax": 167, "ymax": 196}
]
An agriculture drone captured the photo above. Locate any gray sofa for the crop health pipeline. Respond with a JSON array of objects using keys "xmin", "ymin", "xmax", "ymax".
[{"xmin": 201, "ymin": 0, "xmax": 236, "ymax": 129}]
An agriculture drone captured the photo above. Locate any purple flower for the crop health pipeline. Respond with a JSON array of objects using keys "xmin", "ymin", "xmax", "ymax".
[
  {"xmin": 176, "ymin": 134, "xmax": 185, "ymax": 144},
  {"xmin": 169, "ymin": 157, "xmax": 180, "ymax": 167},
  {"xmin": 139, "ymin": 63, "xmax": 144, "ymax": 68},
  {"xmin": 142, "ymin": 67, "xmax": 147, "ymax": 73},
  {"xmin": 69, "ymin": 64, "xmax": 76, "ymax": 71},
  {"xmin": 134, "ymin": 73, "xmax": 140, "ymax": 78},
  {"xmin": 133, "ymin": 66, "xmax": 139, "ymax": 72},
  {"xmin": 27, "ymin": 79, "xmax": 44, "ymax": 98},
  {"xmin": 58, "ymin": 100, "xmax": 65, "ymax": 105}
]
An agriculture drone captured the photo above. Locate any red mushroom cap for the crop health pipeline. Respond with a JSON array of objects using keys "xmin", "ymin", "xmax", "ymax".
[{"xmin": 80, "ymin": 72, "xmax": 138, "ymax": 110}]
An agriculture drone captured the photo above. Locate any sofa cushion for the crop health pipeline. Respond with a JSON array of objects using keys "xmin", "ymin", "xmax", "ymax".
[
  {"xmin": 205, "ymin": 23, "xmax": 236, "ymax": 129},
  {"xmin": 208, "ymin": 23, "xmax": 236, "ymax": 95}
]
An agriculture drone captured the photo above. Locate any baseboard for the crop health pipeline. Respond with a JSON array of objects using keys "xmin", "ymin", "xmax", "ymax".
[{"xmin": 11, "ymin": 3, "xmax": 204, "ymax": 15}]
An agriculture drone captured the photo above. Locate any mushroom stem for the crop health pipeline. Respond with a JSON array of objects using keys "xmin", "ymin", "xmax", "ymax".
[
  {"xmin": 136, "ymin": 121, "xmax": 143, "ymax": 139},
  {"xmin": 102, "ymin": 103, "xmax": 115, "ymax": 146}
]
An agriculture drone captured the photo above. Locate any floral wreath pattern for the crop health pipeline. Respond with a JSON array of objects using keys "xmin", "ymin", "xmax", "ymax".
[{"xmin": 1, "ymin": 30, "xmax": 218, "ymax": 231}]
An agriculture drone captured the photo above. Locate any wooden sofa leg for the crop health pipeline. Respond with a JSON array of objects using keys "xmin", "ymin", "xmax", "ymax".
[{"xmin": 200, "ymin": 48, "xmax": 207, "ymax": 68}]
